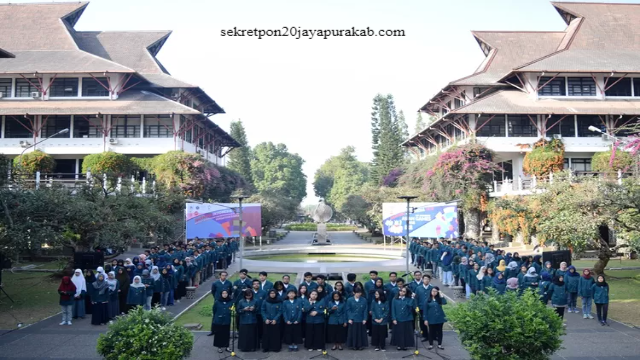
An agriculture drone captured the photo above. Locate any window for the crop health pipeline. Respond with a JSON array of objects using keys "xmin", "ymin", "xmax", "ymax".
[
  {"xmin": 494, "ymin": 160, "xmax": 513, "ymax": 182},
  {"xmin": 144, "ymin": 115, "xmax": 173, "ymax": 138},
  {"xmin": 546, "ymin": 115, "xmax": 575, "ymax": 137},
  {"xmin": 73, "ymin": 115, "xmax": 103, "ymax": 138},
  {"xmin": 4, "ymin": 117, "xmax": 32, "ymax": 138},
  {"xmin": 571, "ymin": 158, "xmax": 592, "ymax": 172},
  {"xmin": 111, "ymin": 115, "xmax": 141, "ymax": 138},
  {"xmin": 15, "ymin": 78, "xmax": 39, "ymax": 97},
  {"xmin": 82, "ymin": 77, "xmax": 109, "ymax": 97},
  {"xmin": 538, "ymin": 77, "xmax": 566, "ymax": 96},
  {"xmin": 41, "ymin": 116, "xmax": 70, "ymax": 138},
  {"xmin": 507, "ymin": 115, "xmax": 537, "ymax": 137},
  {"xmin": 563, "ymin": 158, "xmax": 570, "ymax": 170},
  {"xmin": 605, "ymin": 78, "xmax": 632, "ymax": 97},
  {"xmin": 454, "ymin": 98, "xmax": 464, "ymax": 108},
  {"xmin": 476, "ymin": 115, "xmax": 506, "ymax": 137},
  {"xmin": 634, "ymin": 79, "xmax": 640, "ymax": 97},
  {"xmin": 53, "ymin": 159, "xmax": 77, "ymax": 178},
  {"xmin": 0, "ymin": 78, "xmax": 12, "ymax": 97},
  {"xmin": 49, "ymin": 78, "xmax": 78, "ymax": 97},
  {"xmin": 577, "ymin": 115, "xmax": 604, "ymax": 137},
  {"xmin": 568, "ymin": 77, "xmax": 596, "ymax": 96},
  {"xmin": 181, "ymin": 116, "xmax": 192, "ymax": 142}
]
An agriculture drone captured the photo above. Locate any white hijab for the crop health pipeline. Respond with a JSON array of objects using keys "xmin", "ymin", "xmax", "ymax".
[
  {"xmin": 71, "ymin": 268, "xmax": 86, "ymax": 296},
  {"xmin": 477, "ymin": 266, "xmax": 487, "ymax": 281},
  {"xmin": 150, "ymin": 266, "xmax": 161, "ymax": 281},
  {"xmin": 130, "ymin": 275, "xmax": 145, "ymax": 288},
  {"xmin": 96, "ymin": 266, "xmax": 105, "ymax": 276},
  {"xmin": 106, "ymin": 271, "xmax": 118, "ymax": 291}
]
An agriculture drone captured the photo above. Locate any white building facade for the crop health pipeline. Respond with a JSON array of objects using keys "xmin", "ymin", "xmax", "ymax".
[
  {"xmin": 405, "ymin": 2, "xmax": 637, "ymax": 196},
  {"xmin": 0, "ymin": 2, "xmax": 239, "ymax": 178}
]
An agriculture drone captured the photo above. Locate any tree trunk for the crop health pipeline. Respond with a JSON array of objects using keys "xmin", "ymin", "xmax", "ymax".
[
  {"xmin": 592, "ymin": 246, "xmax": 611, "ymax": 276},
  {"xmin": 463, "ymin": 208, "xmax": 482, "ymax": 240}
]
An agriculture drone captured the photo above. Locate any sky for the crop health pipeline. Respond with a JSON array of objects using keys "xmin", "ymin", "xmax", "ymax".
[{"xmin": 22, "ymin": 0, "xmax": 638, "ymax": 204}]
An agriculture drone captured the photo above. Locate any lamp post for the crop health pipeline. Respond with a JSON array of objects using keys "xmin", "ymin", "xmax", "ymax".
[
  {"xmin": 398, "ymin": 195, "xmax": 418, "ymax": 276},
  {"xmin": 231, "ymin": 195, "xmax": 248, "ymax": 271},
  {"xmin": 18, "ymin": 128, "xmax": 69, "ymax": 170}
]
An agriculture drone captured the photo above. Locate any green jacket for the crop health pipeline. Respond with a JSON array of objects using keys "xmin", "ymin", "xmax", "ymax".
[
  {"xmin": 578, "ymin": 276, "xmax": 595, "ymax": 298},
  {"xmin": 423, "ymin": 297, "xmax": 447, "ymax": 324},
  {"xmin": 261, "ymin": 300, "xmax": 283, "ymax": 324},
  {"xmin": 369, "ymin": 299, "xmax": 389, "ymax": 325},
  {"xmin": 591, "ymin": 284, "xmax": 609, "ymax": 304},
  {"xmin": 549, "ymin": 283, "xmax": 568, "ymax": 306}
]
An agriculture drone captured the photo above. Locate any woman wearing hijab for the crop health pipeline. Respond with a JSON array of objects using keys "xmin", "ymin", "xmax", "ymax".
[
  {"xmin": 304, "ymin": 290, "xmax": 327, "ymax": 352},
  {"xmin": 532, "ymin": 255, "xmax": 543, "ymax": 275},
  {"xmin": 71, "ymin": 269, "xmax": 86, "ymax": 319},
  {"xmin": 96, "ymin": 266, "xmax": 106, "ymax": 277},
  {"xmin": 524, "ymin": 267, "xmax": 540, "ymax": 294},
  {"xmin": 127, "ymin": 276, "xmax": 146, "ymax": 310},
  {"xmin": 160, "ymin": 267, "xmax": 173, "ymax": 310},
  {"xmin": 370, "ymin": 289, "xmax": 389, "ymax": 352},
  {"xmin": 116, "ymin": 268, "xmax": 130, "ymax": 314},
  {"xmin": 592, "ymin": 275, "xmax": 610, "ymax": 326},
  {"xmin": 390, "ymin": 287, "xmax": 414, "ymax": 351},
  {"xmin": 579, "ymin": 269, "xmax": 595, "ymax": 319},
  {"xmin": 565, "ymin": 266, "xmax": 580, "ymax": 313},
  {"xmin": 459, "ymin": 257, "xmax": 469, "ymax": 297},
  {"xmin": 543, "ymin": 261, "xmax": 556, "ymax": 279},
  {"xmin": 538, "ymin": 272, "xmax": 553, "ymax": 304},
  {"xmin": 283, "ymin": 289, "xmax": 303, "ymax": 352},
  {"xmin": 261, "ymin": 289, "xmax": 283, "ymax": 353},
  {"xmin": 106, "ymin": 272, "xmax": 119, "ymax": 319},
  {"xmin": 150, "ymin": 266, "xmax": 163, "ymax": 308},
  {"xmin": 134, "ymin": 263, "xmax": 145, "ymax": 278},
  {"xmin": 90, "ymin": 273, "xmax": 110, "ymax": 325},
  {"xmin": 172, "ymin": 259, "xmax": 184, "ymax": 303},
  {"xmin": 480, "ymin": 267, "xmax": 494, "ymax": 294},
  {"xmin": 452, "ymin": 255, "xmax": 461, "ymax": 286},
  {"xmin": 548, "ymin": 275, "xmax": 568, "ymax": 322},
  {"xmin": 84, "ymin": 269, "xmax": 96, "ymax": 315},
  {"xmin": 492, "ymin": 272, "xmax": 507, "ymax": 294},
  {"xmin": 238, "ymin": 289, "xmax": 259, "ymax": 352},
  {"xmin": 556, "ymin": 262, "xmax": 568, "ymax": 278},
  {"xmin": 496, "ymin": 259, "xmax": 507, "ymax": 275},
  {"xmin": 345, "ymin": 288, "xmax": 367, "ymax": 351},
  {"xmin": 212, "ymin": 289, "xmax": 233, "ymax": 353},
  {"xmin": 424, "ymin": 287, "xmax": 447, "ymax": 350},
  {"xmin": 506, "ymin": 261, "xmax": 519, "ymax": 279},
  {"xmin": 506, "ymin": 277, "xmax": 519, "ymax": 293},
  {"xmin": 141, "ymin": 269, "xmax": 154, "ymax": 310},
  {"xmin": 58, "ymin": 276, "xmax": 76, "ymax": 325},
  {"xmin": 327, "ymin": 291, "xmax": 346, "ymax": 351},
  {"xmin": 125, "ymin": 263, "xmax": 135, "ymax": 283},
  {"xmin": 471, "ymin": 264, "xmax": 483, "ymax": 295}
]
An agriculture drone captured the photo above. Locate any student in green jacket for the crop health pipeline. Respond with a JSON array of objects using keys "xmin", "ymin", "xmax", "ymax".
[
  {"xmin": 141, "ymin": 269, "xmax": 154, "ymax": 311},
  {"xmin": 126, "ymin": 276, "xmax": 146, "ymax": 309},
  {"xmin": 592, "ymin": 275, "xmax": 610, "ymax": 326},
  {"xmin": 492, "ymin": 272, "xmax": 507, "ymax": 294},
  {"xmin": 565, "ymin": 266, "xmax": 580, "ymax": 313},
  {"xmin": 212, "ymin": 290, "xmax": 233, "ymax": 353},
  {"xmin": 423, "ymin": 287, "xmax": 447, "ymax": 350},
  {"xmin": 261, "ymin": 289, "xmax": 283, "ymax": 353},
  {"xmin": 538, "ymin": 272, "xmax": 553, "ymax": 304},
  {"xmin": 327, "ymin": 291, "xmax": 346, "ymax": 351},
  {"xmin": 578, "ymin": 269, "xmax": 595, "ymax": 319},
  {"xmin": 369, "ymin": 289, "xmax": 389, "ymax": 351},
  {"xmin": 480, "ymin": 267, "xmax": 494, "ymax": 294},
  {"xmin": 548, "ymin": 275, "xmax": 568, "ymax": 322}
]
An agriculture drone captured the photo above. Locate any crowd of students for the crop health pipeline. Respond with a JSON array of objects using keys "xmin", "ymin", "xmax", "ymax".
[
  {"xmin": 57, "ymin": 238, "xmax": 238, "ymax": 326},
  {"xmin": 205, "ymin": 269, "xmax": 448, "ymax": 354},
  {"xmin": 408, "ymin": 238, "xmax": 611, "ymax": 325}
]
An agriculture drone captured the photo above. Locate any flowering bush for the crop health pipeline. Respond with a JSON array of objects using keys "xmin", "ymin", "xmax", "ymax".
[
  {"xmin": 382, "ymin": 167, "xmax": 403, "ymax": 187},
  {"xmin": 97, "ymin": 306, "xmax": 193, "ymax": 360},
  {"xmin": 12, "ymin": 150, "xmax": 55, "ymax": 174},
  {"xmin": 82, "ymin": 152, "xmax": 133, "ymax": 176},
  {"xmin": 488, "ymin": 196, "xmax": 540, "ymax": 244},
  {"xmin": 523, "ymin": 138, "xmax": 564, "ymax": 177},
  {"xmin": 592, "ymin": 149, "xmax": 633, "ymax": 174},
  {"xmin": 152, "ymin": 151, "xmax": 216, "ymax": 198}
]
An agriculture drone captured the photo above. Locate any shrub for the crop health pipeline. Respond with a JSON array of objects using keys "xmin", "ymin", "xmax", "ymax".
[
  {"xmin": 283, "ymin": 223, "xmax": 358, "ymax": 231},
  {"xmin": 448, "ymin": 290, "xmax": 563, "ymax": 360},
  {"xmin": 592, "ymin": 150, "xmax": 633, "ymax": 174},
  {"xmin": 97, "ymin": 306, "xmax": 193, "ymax": 360},
  {"xmin": 523, "ymin": 138, "xmax": 564, "ymax": 177},
  {"xmin": 82, "ymin": 152, "xmax": 133, "ymax": 176},
  {"xmin": 13, "ymin": 150, "xmax": 56, "ymax": 174},
  {"xmin": 131, "ymin": 157, "xmax": 155, "ymax": 174}
]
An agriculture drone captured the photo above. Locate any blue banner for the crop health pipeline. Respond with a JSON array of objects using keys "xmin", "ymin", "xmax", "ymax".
[{"xmin": 382, "ymin": 202, "xmax": 458, "ymax": 238}]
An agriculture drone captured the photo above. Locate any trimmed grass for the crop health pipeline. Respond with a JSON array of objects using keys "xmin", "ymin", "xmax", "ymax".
[
  {"xmin": 583, "ymin": 269, "xmax": 640, "ymax": 327},
  {"xmin": 571, "ymin": 259, "xmax": 640, "ymax": 269},
  {"xmin": 0, "ymin": 270, "xmax": 61, "ymax": 329},
  {"xmin": 359, "ymin": 271, "xmax": 404, "ymax": 283},
  {"xmin": 247, "ymin": 254, "xmax": 397, "ymax": 263}
]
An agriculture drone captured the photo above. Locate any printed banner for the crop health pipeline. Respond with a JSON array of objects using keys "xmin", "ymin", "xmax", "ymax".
[
  {"xmin": 186, "ymin": 203, "xmax": 262, "ymax": 239},
  {"xmin": 382, "ymin": 202, "xmax": 458, "ymax": 238}
]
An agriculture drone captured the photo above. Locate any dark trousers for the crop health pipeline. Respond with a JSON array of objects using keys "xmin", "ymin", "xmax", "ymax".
[
  {"xmin": 428, "ymin": 323, "xmax": 443, "ymax": 346},
  {"xmin": 419, "ymin": 319, "xmax": 429, "ymax": 340},
  {"xmin": 454, "ymin": 275, "xmax": 460, "ymax": 286},
  {"xmin": 596, "ymin": 303, "xmax": 609, "ymax": 322},
  {"xmin": 555, "ymin": 306, "xmax": 565, "ymax": 319}
]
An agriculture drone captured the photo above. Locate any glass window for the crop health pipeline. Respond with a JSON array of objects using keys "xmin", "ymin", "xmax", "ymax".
[
  {"xmin": 73, "ymin": 115, "xmax": 103, "ymax": 138},
  {"xmin": 568, "ymin": 77, "xmax": 596, "ymax": 96},
  {"xmin": 15, "ymin": 78, "xmax": 39, "ymax": 97},
  {"xmin": 49, "ymin": 78, "xmax": 78, "ymax": 97},
  {"xmin": 563, "ymin": 158, "xmax": 570, "ymax": 170},
  {"xmin": 53, "ymin": 159, "xmax": 76, "ymax": 178},
  {"xmin": 0, "ymin": 78, "xmax": 12, "ymax": 97},
  {"xmin": 4, "ymin": 117, "xmax": 32, "ymax": 138},
  {"xmin": 476, "ymin": 115, "xmax": 506, "ymax": 137},
  {"xmin": 454, "ymin": 98, "xmax": 464, "ymax": 108},
  {"xmin": 144, "ymin": 115, "xmax": 173, "ymax": 138},
  {"xmin": 538, "ymin": 76, "xmax": 566, "ymax": 96},
  {"xmin": 82, "ymin": 77, "xmax": 109, "ymax": 97},
  {"xmin": 634, "ymin": 79, "xmax": 640, "ymax": 97},
  {"xmin": 181, "ymin": 116, "xmax": 192, "ymax": 143},
  {"xmin": 111, "ymin": 115, "xmax": 141, "ymax": 138},
  {"xmin": 571, "ymin": 158, "xmax": 592, "ymax": 172},
  {"xmin": 507, "ymin": 115, "xmax": 537, "ymax": 137},
  {"xmin": 546, "ymin": 115, "xmax": 575, "ymax": 137},
  {"xmin": 577, "ymin": 115, "xmax": 604, "ymax": 137},
  {"xmin": 41, "ymin": 116, "xmax": 70, "ymax": 138},
  {"xmin": 605, "ymin": 78, "xmax": 631, "ymax": 97}
]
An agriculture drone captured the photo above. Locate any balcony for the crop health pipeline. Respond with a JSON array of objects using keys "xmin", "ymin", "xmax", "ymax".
[{"xmin": 490, "ymin": 171, "xmax": 632, "ymax": 197}]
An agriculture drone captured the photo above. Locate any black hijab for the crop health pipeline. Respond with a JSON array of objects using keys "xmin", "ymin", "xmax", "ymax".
[
  {"xmin": 596, "ymin": 275, "xmax": 608, "ymax": 287},
  {"xmin": 553, "ymin": 275, "xmax": 564, "ymax": 286},
  {"xmin": 266, "ymin": 289, "xmax": 282, "ymax": 304}
]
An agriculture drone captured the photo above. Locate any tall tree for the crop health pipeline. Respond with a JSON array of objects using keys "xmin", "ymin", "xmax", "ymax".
[
  {"xmin": 227, "ymin": 120, "xmax": 253, "ymax": 186},
  {"xmin": 371, "ymin": 94, "xmax": 405, "ymax": 184},
  {"xmin": 313, "ymin": 146, "xmax": 369, "ymax": 211},
  {"xmin": 251, "ymin": 142, "xmax": 307, "ymax": 203},
  {"xmin": 415, "ymin": 112, "xmax": 426, "ymax": 133}
]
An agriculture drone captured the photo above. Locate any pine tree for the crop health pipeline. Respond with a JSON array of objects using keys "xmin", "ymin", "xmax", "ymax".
[
  {"xmin": 370, "ymin": 94, "xmax": 405, "ymax": 184},
  {"xmin": 227, "ymin": 120, "xmax": 253, "ymax": 186},
  {"xmin": 415, "ymin": 112, "xmax": 426, "ymax": 133}
]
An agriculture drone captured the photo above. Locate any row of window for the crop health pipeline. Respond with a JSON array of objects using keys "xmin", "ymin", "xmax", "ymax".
[
  {"xmin": 477, "ymin": 114, "xmax": 606, "ymax": 137},
  {"xmin": 0, "ymin": 77, "xmax": 109, "ymax": 98},
  {"xmin": 539, "ymin": 76, "xmax": 640, "ymax": 97},
  {"xmin": 493, "ymin": 158, "xmax": 592, "ymax": 182}
]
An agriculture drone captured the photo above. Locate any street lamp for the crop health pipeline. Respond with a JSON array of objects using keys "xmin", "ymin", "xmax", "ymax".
[
  {"xmin": 17, "ymin": 128, "xmax": 69, "ymax": 170},
  {"xmin": 588, "ymin": 125, "xmax": 619, "ymax": 141},
  {"xmin": 231, "ymin": 194, "xmax": 249, "ymax": 271},
  {"xmin": 398, "ymin": 195, "xmax": 418, "ymax": 276}
]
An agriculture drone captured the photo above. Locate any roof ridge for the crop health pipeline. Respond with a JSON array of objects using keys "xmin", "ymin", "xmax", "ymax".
[
  {"xmin": 450, "ymin": 89, "xmax": 504, "ymax": 114},
  {"xmin": 471, "ymin": 30, "xmax": 565, "ymax": 34},
  {"xmin": 0, "ymin": 1, "xmax": 87, "ymax": 6},
  {"xmin": 551, "ymin": 1, "xmax": 640, "ymax": 6}
]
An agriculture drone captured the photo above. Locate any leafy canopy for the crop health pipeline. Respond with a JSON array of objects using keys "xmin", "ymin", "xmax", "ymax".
[{"xmin": 251, "ymin": 142, "xmax": 306, "ymax": 203}]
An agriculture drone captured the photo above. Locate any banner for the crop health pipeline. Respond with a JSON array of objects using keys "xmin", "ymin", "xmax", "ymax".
[
  {"xmin": 186, "ymin": 203, "xmax": 262, "ymax": 239},
  {"xmin": 382, "ymin": 202, "xmax": 458, "ymax": 238}
]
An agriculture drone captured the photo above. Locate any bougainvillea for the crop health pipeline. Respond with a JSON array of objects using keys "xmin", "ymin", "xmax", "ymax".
[
  {"xmin": 488, "ymin": 195, "xmax": 541, "ymax": 244},
  {"xmin": 592, "ymin": 149, "xmax": 633, "ymax": 174},
  {"xmin": 523, "ymin": 138, "xmax": 564, "ymax": 177},
  {"xmin": 13, "ymin": 150, "xmax": 56, "ymax": 175},
  {"xmin": 382, "ymin": 167, "xmax": 404, "ymax": 187}
]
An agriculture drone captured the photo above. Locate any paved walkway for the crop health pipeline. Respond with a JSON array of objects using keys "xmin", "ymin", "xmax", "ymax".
[{"xmin": 1, "ymin": 231, "xmax": 639, "ymax": 360}]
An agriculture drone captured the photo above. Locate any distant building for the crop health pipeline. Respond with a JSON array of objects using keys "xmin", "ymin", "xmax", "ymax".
[
  {"xmin": 0, "ymin": 2, "xmax": 239, "ymax": 177},
  {"xmin": 404, "ymin": 2, "xmax": 636, "ymax": 196}
]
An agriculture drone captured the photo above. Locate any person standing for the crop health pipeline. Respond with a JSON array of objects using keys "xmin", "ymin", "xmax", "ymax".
[
  {"xmin": 369, "ymin": 289, "xmax": 389, "ymax": 352},
  {"xmin": 592, "ymin": 275, "xmax": 610, "ymax": 326},
  {"xmin": 261, "ymin": 289, "xmax": 283, "ymax": 353},
  {"xmin": 58, "ymin": 276, "xmax": 76, "ymax": 326},
  {"xmin": 303, "ymin": 290, "xmax": 327, "ymax": 352},
  {"xmin": 327, "ymin": 291, "xmax": 347, "ymax": 351},
  {"xmin": 238, "ymin": 290, "xmax": 259, "ymax": 352},
  {"xmin": 90, "ymin": 273, "xmax": 110, "ymax": 325},
  {"xmin": 126, "ymin": 276, "xmax": 146, "ymax": 310},
  {"xmin": 391, "ymin": 287, "xmax": 415, "ymax": 351},
  {"xmin": 71, "ymin": 269, "xmax": 86, "ymax": 319},
  {"xmin": 565, "ymin": 266, "xmax": 580, "ymax": 313},
  {"xmin": 116, "ymin": 268, "xmax": 130, "ymax": 314},
  {"xmin": 282, "ymin": 290, "xmax": 303, "ymax": 352},
  {"xmin": 538, "ymin": 272, "xmax": 553, "ymax": 305},
  {"xmin": 84, "ymin": 269, "xmax": 96, "ymax": 315},
  {"xmin": 141, "ymin": 269, "xmax": 154, "ymax": 311},
  {"xmin": 212, "ymin": 290, "xmax": 233, "ymax": 353},
  {"xmin": 105, "ymin": 272, "xmax": 119, "ymax": 319},
  {"xmin": 423, "ymin": 287, "xmax": 447, "ymax": 350},
  {"xmin": 345, "ymin": 288, "xmax": 368, "ymax": 351},
  {"xmin": 549, "ymin": 275, "xmax": 568, "ymax": 324},
  {"xmin": 579, "ymin": 269, "xmax": 595, "ymax": 319}
]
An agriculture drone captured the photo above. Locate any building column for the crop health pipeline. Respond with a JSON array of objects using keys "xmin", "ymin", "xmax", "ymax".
[
  {"xmin": 140, "ymin": 115, "xmax": 145, "ymax": 138},
  {"xmin": 69, "ymin": 115, "xmax": 75, "ymax": 138},
  {"xmin": 1, "ymin": 116, "xmax": 4, "ymax": 138}
]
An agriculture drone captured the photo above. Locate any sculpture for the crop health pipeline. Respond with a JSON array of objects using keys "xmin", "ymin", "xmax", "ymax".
[{"xmin": 312, "ymin": 199, "xmax": 333, "ymax": 245}]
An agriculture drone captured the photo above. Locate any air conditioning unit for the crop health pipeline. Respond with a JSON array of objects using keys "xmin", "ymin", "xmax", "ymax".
[
  {"xmin": 31, "ymin": 91, "xmax": 41, "ymax": 98},
  {"xmin": 19, "ymin": 140, "xmax": 30, "ymax": 148},
  {"xmin": 0, "ymin": 92, "xmax": 4, "ymax": 99},
  {"xmin": 108, "ymin": 138, "xmax": 118, "ymax": 145},
  {"xmin": 552, "ymin": 134, "xmax": 562, "ymax": 140}
]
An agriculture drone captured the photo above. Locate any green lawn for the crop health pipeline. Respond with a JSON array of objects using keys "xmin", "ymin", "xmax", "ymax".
[
  {"xmin": 0, "ymin": 270, "xmax": 61, "ymax": 329},
  {"xmin": 583, "ymin": 269, "xmax": 640, "ymax": 327},
  {"xmin": 359, "ymin": 271, "xmax": 404, "ymax": 283},
  {"xmin": 571, "ymin": 259, "xmax": 640, "ymax": 269},
  {"xmin": 247, "ymin": 254, "xmax": 397, "ymax": 263}
]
